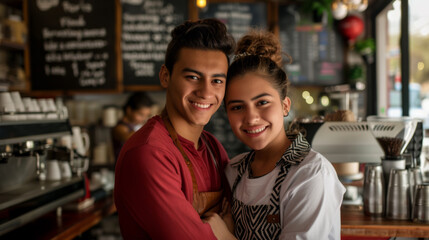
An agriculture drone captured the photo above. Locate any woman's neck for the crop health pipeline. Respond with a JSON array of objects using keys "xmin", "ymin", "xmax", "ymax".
[{"xmin": 252, "ymin": 130, "xmax": 291, "ymax": 177}]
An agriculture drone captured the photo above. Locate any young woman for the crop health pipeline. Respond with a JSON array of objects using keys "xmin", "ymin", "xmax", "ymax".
[{"xmin": 207, "ymin": 30, "xmax": 346, "ymax": 239}]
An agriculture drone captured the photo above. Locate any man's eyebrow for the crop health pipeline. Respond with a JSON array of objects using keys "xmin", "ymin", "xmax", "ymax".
[
  {"xmin": 182, "ymin": 68, "xmax": 202, "ymax": 75},
  {"xmin": 182, "ymin": 68, "xmax": 226, "ymax": 78}
]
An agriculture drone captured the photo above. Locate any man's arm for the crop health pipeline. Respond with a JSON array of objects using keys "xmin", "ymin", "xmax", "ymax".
[{"xmin": 116, "ymin": 144, "xmax": 217, "ymax": 239}]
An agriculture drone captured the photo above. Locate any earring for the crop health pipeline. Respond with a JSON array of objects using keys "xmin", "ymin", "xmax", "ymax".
[{"xmin": 284, "ymin": 112, "xmax": 289, "ymax": 117}]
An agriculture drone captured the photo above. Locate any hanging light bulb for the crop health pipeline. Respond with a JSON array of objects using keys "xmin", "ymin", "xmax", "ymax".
[
  {"xmin": 332, "ymin": 1, "xmax": 348, "ymax": 20},
  {"xmin": 331, "ymin": 0, "xmax": 369, "ymax": 20},
  {"xmin": 196, "ymin": 0, "xmax": 206, "ymax": 8},
  {"xmin": 357, "ymin": 0, "xmax": 368, "ymax": 12}
]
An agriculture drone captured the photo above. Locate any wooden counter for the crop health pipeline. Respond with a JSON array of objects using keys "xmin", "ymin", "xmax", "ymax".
[
  {"xmin": 3, "ymin": 194, "xmax": 429, "ymax": 239},
  {"xmin": 341, "ymin": 205, "xmax": 429, "ymax": 238},
  {"xmin": 0, "ymin": 195, "xmax": 116, "ymax": 240}
]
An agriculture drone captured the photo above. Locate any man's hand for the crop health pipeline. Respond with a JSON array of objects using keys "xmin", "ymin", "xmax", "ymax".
[
  {"xmin": 219, "ymin": 198, "xmax": 234, "ymax": 234},
  {"xmin": 203, "ymin": 212, "xmax": 236, "ymax": 240}
]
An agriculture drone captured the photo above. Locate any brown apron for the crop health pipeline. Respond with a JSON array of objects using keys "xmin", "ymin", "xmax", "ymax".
[{"xmin": 162, "ymin": 113, "xmax": 223, "ymax": 216}]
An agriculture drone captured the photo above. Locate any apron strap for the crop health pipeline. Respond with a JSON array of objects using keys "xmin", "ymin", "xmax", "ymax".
[
  {"xmin": 162, "ymin": 112, "xmax": 199, "ymax": 193},
  {"xmin": 231, "ymin": 151, "xmax": 254, "ymax": 194},
  {"xmin": 161, "ymin": 111, "xmax": 221, "ymax": 193}
]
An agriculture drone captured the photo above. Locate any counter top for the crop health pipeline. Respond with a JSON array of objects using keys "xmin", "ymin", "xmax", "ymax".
[
  {"xmin": 2, "ymin": 195, "xmax": 429, "ymax": 239},
  {"xmin": 0, "ymin": 195, "xmax": 116, "ymax": 240},
  {"xmin": 341, "ymin": 205, "xmax": 429, "ymax": 238}
]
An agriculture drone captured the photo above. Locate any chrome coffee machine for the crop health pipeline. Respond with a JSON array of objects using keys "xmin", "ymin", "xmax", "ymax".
[{"xmin": 0, "ymin": 119, "xmax": 86, "ymax": 236}]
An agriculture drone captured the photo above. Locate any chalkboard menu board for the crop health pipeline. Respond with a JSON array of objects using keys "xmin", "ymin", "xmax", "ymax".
[
  {"xmin": 28, "ymin": 0, "xmax": 118, "ymax": 90},
  {"xmin": 121, "ymin": 0, "xmax": 187, "ymax": 86},
  {"xmin": 205, "ymin": 105, "xmax": 250, "ymax": 158},
  {"xmin": 278, "ymin": 5, "xmax": 344, "ymax": 85},
  {"xmin": 199, "ymin": 2, "xmax": 267, "ymax": 40}
]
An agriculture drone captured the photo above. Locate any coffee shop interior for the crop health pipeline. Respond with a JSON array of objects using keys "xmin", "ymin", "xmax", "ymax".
[{"xmin": 1, "ymin": 0, "xmax": 429, "ymax": 239}]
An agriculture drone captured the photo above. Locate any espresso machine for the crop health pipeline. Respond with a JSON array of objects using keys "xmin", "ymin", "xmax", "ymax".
[{"xmin": 0, "ymin": 118, "xmax": 86, "ymax": 236}]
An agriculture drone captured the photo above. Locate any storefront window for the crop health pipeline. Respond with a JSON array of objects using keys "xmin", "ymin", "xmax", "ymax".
[{"xmin": 379, "ymin": 0, "xmax": 429, "ymax": 129}]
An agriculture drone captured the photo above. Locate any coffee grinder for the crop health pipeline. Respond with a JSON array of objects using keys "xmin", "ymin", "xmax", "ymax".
[{"xmin": 367, "ymin": 116, "xmax": 418, "ymax": 184}]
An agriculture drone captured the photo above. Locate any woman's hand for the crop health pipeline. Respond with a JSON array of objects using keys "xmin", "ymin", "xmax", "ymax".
[{"xmin": 203, "ymin": 212, "xmax": 236, "ymax": 240}]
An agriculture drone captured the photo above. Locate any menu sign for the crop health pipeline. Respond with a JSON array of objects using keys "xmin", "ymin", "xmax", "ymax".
[
  {"xmin": 28, "ymin": 0, "xmax": 118, "ymax": 90},
  {"xmin": 121, "ymin": 0, "xmax": 187, "ymax": 86},
  {"xmin": 199, "ymin": 2, "xmax": 267, "ymax": 40},
  {"xmin": 278, "ymin": 5, "xmax": 344, "ymax": 85}
]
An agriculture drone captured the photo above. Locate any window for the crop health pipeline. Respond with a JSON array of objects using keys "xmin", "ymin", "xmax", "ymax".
[{"xmin": 376, "ymin": 0, "xmax": 429, "ymax": 129}]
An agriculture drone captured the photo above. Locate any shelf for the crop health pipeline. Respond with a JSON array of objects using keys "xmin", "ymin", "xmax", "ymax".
[{"xmin": 0, "ymin": 119, "xmax": 72, "ymax": 145}]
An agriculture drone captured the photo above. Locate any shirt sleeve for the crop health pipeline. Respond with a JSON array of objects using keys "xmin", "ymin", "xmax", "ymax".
[
  {"xmin": 116, "ymin": 144, "xmax": 217, "ymax": 240},
  {"xmin": 279, "ymin": 160, "xmax": 345, "ymax": 240}
]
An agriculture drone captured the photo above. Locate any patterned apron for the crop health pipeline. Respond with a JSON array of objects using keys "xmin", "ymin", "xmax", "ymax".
[{"xmin": 231, "ymin": 133, "xmax": 311, "ymax": 240}]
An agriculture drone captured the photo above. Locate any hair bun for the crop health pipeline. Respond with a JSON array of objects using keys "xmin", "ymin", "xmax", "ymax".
[{"xmin": 236, "ymin": 29, "xmax": 283, "ymax": 66}]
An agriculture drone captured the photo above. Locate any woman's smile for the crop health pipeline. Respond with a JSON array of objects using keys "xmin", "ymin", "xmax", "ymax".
[{"xmin": 243, "ymin": 126, "xmax": 268, "ymax": 135}]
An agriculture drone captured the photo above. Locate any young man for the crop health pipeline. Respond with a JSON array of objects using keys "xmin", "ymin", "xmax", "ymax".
[{"xmin": 114, "ymin": 19, "xmax": 235, "ymax": 239}]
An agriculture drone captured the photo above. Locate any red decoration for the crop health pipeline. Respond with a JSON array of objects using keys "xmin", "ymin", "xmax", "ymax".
[{"xmin": 338, "ymin": 15, "xmax": 364, "ymax": 43}]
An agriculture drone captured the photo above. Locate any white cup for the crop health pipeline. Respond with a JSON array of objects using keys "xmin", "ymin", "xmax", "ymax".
[
  {"xmin": 0, "ymin": 92, "xmax": 16, "ymax": 113},
  {"xmin": 0, "ymin": 92, "xmax": 17, "ymax": 121},
  {"xmin": 60, "ymin": 135, "xmax": 73, "ymax": 149},
  {"xmin": 72, "ymin": 126, "xmax": 90, "ymax": 156},
  {"xmin": 31, "ymin": 99, "xmax": 44, "ymax": 119},
  {"xmin": 102, "ymin": 107, "xmax": 118, "ymax": 127},
  {"xmin": 10, "ymin": 92, "xmax": 27, "ymax": 120},
  {"xmin": 22, "ymin": 97, "xmax": 34, "ymax": 111},
  {"xmin": 55, "ymin": 98, "xmax": 68, "ymax": 119},
  {"xmin": 45, "ymin": 98, "xmax": 58, "ymax": 119},
  {"xmin": 60, "ymin": 161, "xmax": 72, "ymax": 179},
  {"xmin": 10, "ymin": 92, "xmax": 25, "ymax": 112},
  {"xmin": 46, "ymin": 160, "xmax": 62, "ymax": 181},
  {"xmin": 38, "ymin": 99, "xmax": 49, "ymax": 112}
]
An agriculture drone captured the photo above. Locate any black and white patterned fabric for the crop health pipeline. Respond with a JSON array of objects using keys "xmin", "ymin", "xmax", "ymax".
[{"xmin": 231, "ymin": 133, "xmax": 311, "ymax": 240}]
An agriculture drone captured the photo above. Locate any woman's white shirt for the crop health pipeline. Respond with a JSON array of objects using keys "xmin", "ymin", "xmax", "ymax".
[{"xmin": 226, "ymin": 149, "xmax": 346, "ymax": 240}]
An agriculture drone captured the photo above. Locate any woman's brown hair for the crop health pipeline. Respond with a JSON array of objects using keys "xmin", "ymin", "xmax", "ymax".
[{"xmin": 226, "ymin": 29, "xmax": 290, "ymax": 100}]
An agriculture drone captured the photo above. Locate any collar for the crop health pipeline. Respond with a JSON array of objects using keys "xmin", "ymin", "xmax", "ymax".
[{"xmin": 277, "ymin": 132, "xmax": 311, "ymax": 166}]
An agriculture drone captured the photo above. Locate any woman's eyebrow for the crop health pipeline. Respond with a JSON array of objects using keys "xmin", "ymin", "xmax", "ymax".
[
  {"xmin": 227, "ymin": 93, "xmax": 272, "ymax": 105},
  {"xmin": 251, "ymin": 93, "xmax": 271, "ymax": 100}
]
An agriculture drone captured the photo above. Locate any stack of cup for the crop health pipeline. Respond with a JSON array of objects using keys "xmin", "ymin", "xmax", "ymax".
[
  {"xmin": 412, "ymin": 183, "xmax": 429, "ymax": 223},
  {"xmin": 386, "ymin": 169, "xmax": 411, "ymax": 220},
  {"xmin": 408, "ymin": 167, "xmax": 423, "ymax": 205},
  {"xmin": 10, "ymin": 91, "xmax": 26, "ymax": 120},
  {"xmin": 363, "ymin": 163, "xmax": 385, "ymax": 217}
]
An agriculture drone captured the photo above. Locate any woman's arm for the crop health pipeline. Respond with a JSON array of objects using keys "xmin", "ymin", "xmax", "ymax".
[{"xmin": 279, "ymin": 163, "xmax": 345, "ymax": 239}]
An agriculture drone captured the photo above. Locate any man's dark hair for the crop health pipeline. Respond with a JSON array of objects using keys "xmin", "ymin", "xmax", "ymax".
[
  {"xmin": 123, "ymin": 92, "xmax": 154, "ymax": 113},
  {"xmin": 164, "ymin": 18, "xmax": 236, "ymax": 73}
]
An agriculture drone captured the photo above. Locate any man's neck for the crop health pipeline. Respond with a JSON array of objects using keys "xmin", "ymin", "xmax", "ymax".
[{"xmin": 164, "ymin": 109, "xmax": 204, "ymax": 149}]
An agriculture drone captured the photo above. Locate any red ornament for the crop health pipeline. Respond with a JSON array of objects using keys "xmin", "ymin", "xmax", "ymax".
[{"xmin": 339, "ymin": 15, "xmax": 364, "ymax": 42}]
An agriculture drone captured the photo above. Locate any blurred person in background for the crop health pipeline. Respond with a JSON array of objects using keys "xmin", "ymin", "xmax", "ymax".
[{"xmin": 112, "ymin": 92, "xmax": 154, "ymax": 160}]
